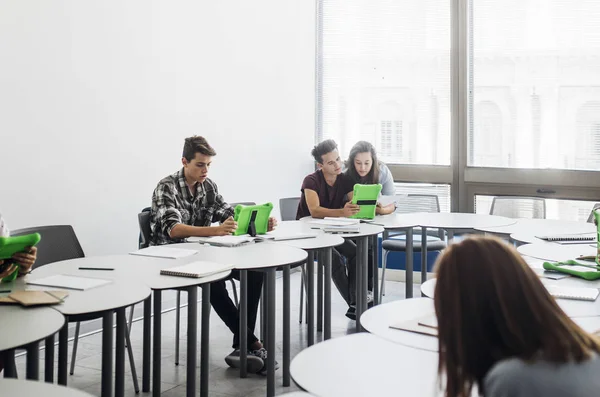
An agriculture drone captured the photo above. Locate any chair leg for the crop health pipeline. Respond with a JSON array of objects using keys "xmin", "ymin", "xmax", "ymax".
[
  {"xmin": 299, "ymin": 265, "xmax": 305, "ymax": 324},
  {"xmin": 127, "ymin": 305, "xmax": 135, "ymax": 335},
  {"xmin": 380, "ymin": 250, "xmax": 390, "ymax": 303},
  {"xmin": 175, "ymin": 291, "xmax": 181, "ymax": 366},
  {"xmin": 230, "ymin": 279, "xmax": 239, "ymax": 307},
  {"xmin": 69, "ymin": 322, "xmax": 80, "ymax": 375}
]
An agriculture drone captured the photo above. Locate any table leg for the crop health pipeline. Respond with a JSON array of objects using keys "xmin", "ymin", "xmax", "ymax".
[
  {"xmin": 406, "ymin": 228, "xmax": 414, "ymax": 299},
  {"xmin": 45, "ymin": 335, "xmax": 54, "ymax": 383},
  {"xmin": 200, "ymin": 284, "xmax": 211, "ymax": 397},
  {"xmin": 152, "ymin": 290, "xmax": 162, "ymax": 397},
  {"xmin": 261, "ymin": 278, "xmax": 267, "ymax": 344},
  {"xmin": 324, "ymin": 247, "xmax": 332, "ymax": 340},
  {"xmin": 421, "ymin": 227, "xmax": 428, "ymax": 287},
  {"xmin": 266, "ymin": 268, "xmax": 276, "ymax": 397},
  {"xmin": 186, "ymin": 286, "xmax": 198, "ymax": 397},
  {"xmin": 239, "ymin": 270, "xmax": 248, "ymax": 378},
  {"xmin": 3, "ymin": 350, "xmax": 16, "ymax": 378},
  {"xmin": 58, "ymin": 320, "xmax": 68, "ymax": 385},
  {"xmin": 102, "ymin": 311, "xmax": 114, "ymax": 397},
  {"xmin": 25, "ymin": 341, "xmax": 39, "ymax": 380},
  {"xmin": 447, "ymin": 229, "xmax": 455, "ymax": 243},
  {"xmin": 115, "ymin": 308, "xmax": 126, "ymax": 397},
  {"xmin": 142, "ymin": 296, "xmax": 151, "ymax": 393},
  {"xmin": 372, "ymin": 235, "xmax": 379, "ymax": 306},
  {"xmin": 306, "ymin": 250, "xmax": 315, "ymax": 346},
  {"xmin": 317, "ymin": 250, "xmax": 323, "ymax": 333},
  {"xmin": 362, "ymin": 237, "xmax": 368, "ymax": 325},
  {"xmin": 283, "ymin": 265, "xmax": 290, "ymax": 387},
  {"xmin": 356, "ymin": 237, "xmax": 369, "ymax": 332}
]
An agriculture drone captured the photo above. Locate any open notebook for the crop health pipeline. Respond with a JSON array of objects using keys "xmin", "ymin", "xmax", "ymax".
[
  {"xmin": 545, "ymin": 285, "xmax": 600, "ymax": 302},
  {"xmin": 389, "ymin": 314, "xmax": 438, "ymax": 337},
  {"xmin": 26, "ymin": 275, "xmax": 112, "ymax": 291},
  {"xmin": 129, "ymin": 246, "xmax": 198, "ymax": 259},
  {"xmin": 160, "ymin": 261, "xmax": 234, "ymax": 278},
  {"xmin": 536, "ymin": 234, "xmax": 595, "ymax": 243}
]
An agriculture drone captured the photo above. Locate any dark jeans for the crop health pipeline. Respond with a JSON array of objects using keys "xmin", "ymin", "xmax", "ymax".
[
  {"xmin": 332, "ymin": 239, "xmax": 373, "ymax": 307},
  {"xmin": 210, "ymin": 269, "xmax": 263, "ymax": 350}
]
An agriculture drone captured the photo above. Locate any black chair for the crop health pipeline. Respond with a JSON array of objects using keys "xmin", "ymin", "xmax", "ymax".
[
  {"xmin": 12, "ymin": 225, "xmax": 139, "ymax": 391},
  {"xmin": 380, "ymin": 195, "xmax": 447, "ymax": 301}
]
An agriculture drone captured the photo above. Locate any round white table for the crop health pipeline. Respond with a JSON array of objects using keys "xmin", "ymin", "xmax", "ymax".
[
  {"xmin": 0, "ymin": 305, "xmax": 65, "ymax": 380},
  {"xmin": 291, "ymin": 332, "xmax": 440, "ymax": 397},
  {"xmin": 0, "ymin": 379, "xmax": 96, "ymax": 397},
  {"xmin": 268, "ymin": 221, "xmax": 344, "ymax": 349},
  {"xmin": 517, "ymin": 242, "xmax": 596, "ymax": 262},
  {"xmin": 360, "ymin": 297, "xmax": 438, "ymax": 352},
  {"xmin": 170, "ymin": 242, "xmax": 307, "ymax": 397},
  {"xmin": 28, "ymin": 253, "xmax": 231, "ymax": 397},
  {"xmin": 6, "ymin": 271, "xmax": 150, "ymax": 397}
]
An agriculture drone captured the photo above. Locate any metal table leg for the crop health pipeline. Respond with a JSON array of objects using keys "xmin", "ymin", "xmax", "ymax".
[
  {"xmin": 306, "ymin": 251, "xmax": 315, "ymax": 346},
  {"xmin": 317, "ymin": 250, "xmax": 323, "ymax": 332},
  {"xmin": 283, "ymin": 265, "xmax": 290, "ymax": 387},
  {"xmin": 323, "ymin": 247, "xmax": 332, "ymax": 340},
  {"xmin": 152, "ymin": 290, "xmax": 162, "ymax": 397},
  {"xmin": 44, "ymin": 335, "xmax": 54, "ymax": 383},
  {"xmin": 58, "ymin": 320, "xmax": 68, "ymax": 385},
  {"xmin": 142, "ymin": 296, "xmax": 151, "ymax": 393},
  {"xmin": 3, "ymin": 350, "xmax": 16, "ymax": 378},
  {"xmin": 355, "ymin": 237, "xmax": 369, "ymax": 332},
  {"xmin": 102, "ymin": 311, "xmax": 114, "ymax": 397},
  {"xmin": 200, "ymin": 284, "xmax": 211, "ymax": 397},
  {"xmin": 115, "ymin": 308, "xmax": 126, "ymax": 397},
  {"xmin": 406, "ymin": 228, "xmax": 414, "ymax": 299},
  {"xmin": 421, "ymin": 227, "xmax": 428, "ymax": 295},
  {"xmin": 186, "ymin": 286, "xmax": 198, "ymax": 397},
  {"xmin": 239, "ymin": 270, "xmax": 248, "ymax": 378},
  {"xmin": 25, "ymin": 341, "xmax": 39, "ymax": 380},
  {"xmin": 372, "ymin": 235, "xmax": 379, "ymax": 305},
  {"xmin": 266, "ymin": 268, "xmax": 276, "ymax": 397}
]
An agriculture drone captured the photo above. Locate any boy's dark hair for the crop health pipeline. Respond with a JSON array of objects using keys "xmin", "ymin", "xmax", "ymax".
[
  {"xmin": 182, "ymin": 136, "xmax": 217, "ymax": 161},
  {"xmin": 311, "ymin": 139, "xmax": 338, "ymax": 164}
]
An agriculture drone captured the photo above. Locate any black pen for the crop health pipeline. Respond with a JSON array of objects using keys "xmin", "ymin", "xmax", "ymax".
[
  {"xmin": 0, "ymin": 290, "xmax": 11, "ymax": 293},
  {"xmin": 78, "ymin": 267, "xmax": 115, "ymax": 271}
]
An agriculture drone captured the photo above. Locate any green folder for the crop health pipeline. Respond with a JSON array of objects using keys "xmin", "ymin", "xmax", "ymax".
[
  {"xmin": 233, "ymin": 203, "xmax": 273, "ymax": 236},
  {"xmin": 542, "ymin": 260, "xmax": 600, "ymax": 281},
  {"xmin": 0, "ymin": 233, "xmax": 41, "ymax": 283},
  {"xmin": 350, "ymin": 184, "xmax": 382, "ymax": 220}
]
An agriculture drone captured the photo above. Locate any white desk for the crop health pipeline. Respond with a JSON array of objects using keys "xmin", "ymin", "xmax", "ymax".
[
  {"xmin": 517, "ymin": 242, "xmax": 596, "ymax": 262},
  {"xmin": 360, "ymin": 298, "xmax": 437, "ymax": 352},
  {"xmin": 0, "ymin": 379, "xmax": 95, "ymax": 397},
  {"xmin": 170, "ymin": 242, "xmax": 307, "ymax": 397},
  {"xmin": 268, "ymin": 221, "xmax": 344, "ymax": 352},
  {"xmin": 7, "ymin": 272, "xmax": 150, "ymax": 397},
  {"xmin": 0, "ymin": 305, "xmax": 65, "ymax": 381},
  {"xmin": 291, "ymin": 333, "xmax": 440, "ymax": 397}
]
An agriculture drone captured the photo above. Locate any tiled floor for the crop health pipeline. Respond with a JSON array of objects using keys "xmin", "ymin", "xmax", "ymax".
[{"xmin": 15, "ymin": 270, "xmax": 411, "ymax": 396}]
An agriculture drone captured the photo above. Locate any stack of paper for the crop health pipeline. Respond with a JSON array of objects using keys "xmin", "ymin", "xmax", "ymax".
[
  {"xmin": 129, "ymin": 246, "xmax": 199, "ymax": 259},
  {"xmin": 194, "ymin": 235, "xmax": 259, "ymax": 247},
  {"xmin": 309, "ymin": 217, "xmax": 360, "ymax": 227},
  {"xmin": 160, "ymin": 261, "xmax": 234, "ymax": 278}
]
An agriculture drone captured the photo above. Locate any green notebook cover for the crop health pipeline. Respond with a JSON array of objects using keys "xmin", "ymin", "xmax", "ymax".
[
  {"xmin": 350, "ymin": 183, "xmax": 382, "ymax": 219},
  {"xmin": 0, "ymin": 233, "xmax": 41, "ymax": 283},
  {"xmin": 542, "ymin": 260, "xmax": 600, "ymax": 281},
  {"xmin": 233, "ymin": 203, "xmax": 273, "ymax": 236}
]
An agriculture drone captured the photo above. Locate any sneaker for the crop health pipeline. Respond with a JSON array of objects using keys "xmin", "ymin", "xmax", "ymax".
[
  {"xmin": 224, "ymin": 349, "xmax": 264, "ymax": 374},
  {"xmin": 367, "ymin": 291, "xmax": 374, "ymax": 303},
  {"xmin": 345, "ymin": 305, "xmax": 356, "ymax": 320},
  {"xmin": 249, "ymin": 348, "xmax": 279, "ymax": 375}
]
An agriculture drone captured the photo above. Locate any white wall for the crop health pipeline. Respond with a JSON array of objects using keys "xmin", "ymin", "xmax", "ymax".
[{"xmin": 0, "ymin": 1, "xmax": 315, "ymax": 255}]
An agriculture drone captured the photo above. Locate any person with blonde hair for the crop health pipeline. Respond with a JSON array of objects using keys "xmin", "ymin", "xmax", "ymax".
[{"xmin": 433, "ymin": 236, "xmax": 600, "ymax": 397}]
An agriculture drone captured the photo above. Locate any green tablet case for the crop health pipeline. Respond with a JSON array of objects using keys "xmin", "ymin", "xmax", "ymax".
[
  {"xmin": 0, "ymin": 233, "xmax": 41, "ymax": 283},
  {"xmin": 542, "ymin": 260, "xmax": 600, "ymax": 281},
  {"xmin": 233, "ymin": 203, "xmax": 273, "ymax": 236},
  {"xmin": 350, "ymin": 184, "xmax": 382, "ymax": 219}
]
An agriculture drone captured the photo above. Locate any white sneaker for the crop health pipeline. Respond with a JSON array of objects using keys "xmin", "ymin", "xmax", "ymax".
[{"xmin": 367, "ymin": 291, "xmax": 374, "ymax": 303}]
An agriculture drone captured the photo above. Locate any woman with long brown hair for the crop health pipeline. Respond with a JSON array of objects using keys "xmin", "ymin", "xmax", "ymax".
[{"xmin": 434, "ymin": 236, "xmax": 600, "ymax": 397}]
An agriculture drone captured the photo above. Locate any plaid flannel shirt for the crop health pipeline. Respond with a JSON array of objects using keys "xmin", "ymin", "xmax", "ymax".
[{"xmin": 150, "ymin": 168, "xmax": 234, "ymax": 245}]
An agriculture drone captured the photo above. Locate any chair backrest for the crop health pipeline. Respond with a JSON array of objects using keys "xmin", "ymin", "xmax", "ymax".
[
  {"xmin": 395, "ymin": 194, "xmax": 441, "ymax": 214},
  {"xmin": 489, "ymin": 196, "xmax": 546, "ymax": 219},
  {"xmin": 138, "ymin": 207, "xmax": 152, "ymax": 249},
  {"xmin": 587, "ymin": 203, "xmax": 600, "ymax": 223},
  {"xmin": 279, "ymin": 197, "xmax": 301, "ymax": 221},
  {"xmin": 11, "ymin": 225, "xmax": 84, "ymax": 269}
]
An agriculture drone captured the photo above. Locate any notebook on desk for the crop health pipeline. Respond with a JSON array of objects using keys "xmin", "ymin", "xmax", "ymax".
[
  {"xmin": 536, "ymin": 234, "xmax": 595, "ymax": 243},
  {"xmin": 390, "ymin": 315, "xmax": 438, "ymax": 337},
  {"xmin": 323, "ymin": 225, "xmax": 360, "ymax": 234},
  {"xmin": 0, "ymin": 290, "xmax": 70, "ymax": 306},
  {"xmin": 129, "ymin": 246, "xmax": 199, "ymax": 259},
  {"xmin": 160, "ymin": 261, "xmax": 233, "ymax": 278},
  {"xmin": 545, "ymin": 285, "xmax": 599, "ymax": 302},
  {"xmin": 26, "ymin": 275, "xmax": 112, "ymax": 291},
  {"xmin": 194, "ymin": 235, "xmax": 259, "ymax": 247}
]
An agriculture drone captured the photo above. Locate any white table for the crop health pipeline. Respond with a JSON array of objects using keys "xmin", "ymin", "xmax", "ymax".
[
  {"xmin": 7, "ymin": 272, "xmax": 150, "ymax": 397},
  {"xmin": 0, "ymin": 305, "xmax": 65, "ymax": 381},
  {"xmin": 28, "ymin": 254, "xmax": 230, "ymax": 397},
  {"xmin": 268, "ymin": 221, "xmax": 344, "ymax": 350},
  {"xmin": 0, "ymin": 379, "xmax": 95, "ymax": 397},
  {"xmin": 360, "ymin": 298, "xmax": 437, "ymax": 352},
  {"xmin": 170, "ymin": 242, "xmax": 307, "ymax": 397},
  {"xmin": 517, "ymin": 242, "xmax": 596, "ymax": 262},
  {"xmin": 291, "ymin": 333, "xmax": 440, "ymax": 397}
]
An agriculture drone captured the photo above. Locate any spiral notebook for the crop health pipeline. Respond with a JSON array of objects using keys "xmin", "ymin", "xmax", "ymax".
[
  {"xmin": 536, "ymin": 234, "xmax": 595, "ymax": 243},
  {"xmin": 545, "ymin": 285, "xmax": 599, "ymax": 302},
  {"xmin": 160, "ymin": 261, "xmax": 233, "ymax": 278}
]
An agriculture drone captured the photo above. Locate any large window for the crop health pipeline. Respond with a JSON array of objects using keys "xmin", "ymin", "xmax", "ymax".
[
  {"xmin": 469, "ymin": 0, "xmax": 600, "ymax": 170},
  {"xmin": 318, "ymin": 0, "xmax": 451, "ymax": 165}
]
